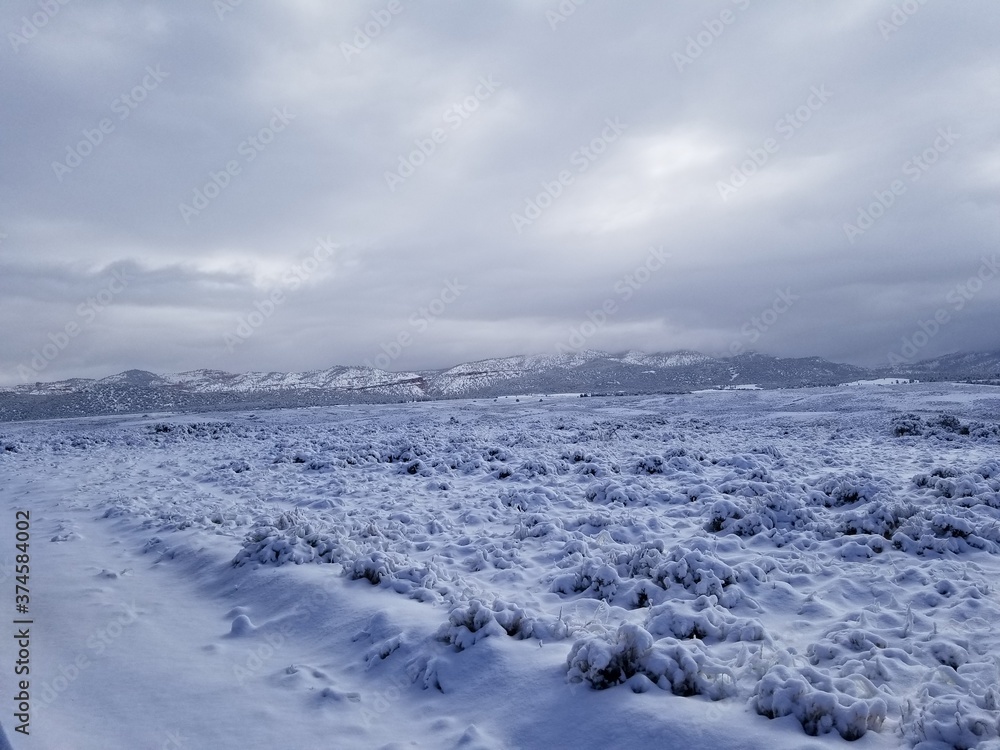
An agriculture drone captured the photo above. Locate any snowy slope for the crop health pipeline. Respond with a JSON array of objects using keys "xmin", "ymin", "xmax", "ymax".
[
  {"xmin": 13, "ymin": 348, "xmax": 1000, "ymax": 422},
  {"xmin": 161, "ymin": 366, "xmax": 427, "ymax": 396},
  {"xmin": 2, "ymin": 383, "xmax": 1000, "ymax": 748},
  {"xmin": 428, "ymin": 350, "xmax": 610, "ymax": 396},
  {"xmin": 620, "ymin": 349, "xmax": 715, "ymax": 368}
]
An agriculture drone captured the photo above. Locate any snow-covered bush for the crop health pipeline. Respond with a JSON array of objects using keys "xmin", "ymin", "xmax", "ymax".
[
  {"xmin": 633, "ymin": 455, "xmax": 667, "ymax": 474},
  {"xmin": 233, "ymin": 516, "xmax": 347, "ymax": 566},
  {"xmin": 901, "ymin": 673, "xmax": 1000, "ymax": 749},
  {"xmin": 892, "ymin": 413, "xmax": 926, "ymax": 437},
  {"xmin": 651, "ymin": 541, "xmax": 761, "ymax": 608},
  {"xmin": 892, "ymin": 413, "xmax": 1000, "ymax": 442},
  {"xmin": 753, "ymin": 664, "xmax": 887, "ymax": 740},
  {"xmin": 646, "ymin": 597, "xmax": 767, "ymax": 643},
  {"xmin": 347, "ymin": 551, "xmax": 398, "ymax": 585},
  {"xmin": 513, "ymin": 458, "xmax": 558, "ymax": 478},
  {"xmin": 567, "ymin": 624, "xmax": 734, "ymax": 698},
  {"xmin": 892, "ymin": 508, "xmax": 1000, "ymax": 555},
  {"xmin": 807, "ymin": 471, "xmax": 890, "ymax": 507},
  {"xmin": 436, "ymin": 598, "xmax": 567, "ymax": 649},
  {"xmin": 839, "ymin": 501, "xmax": 913, "ymax": 538},
  {"xmin": 436, "ymin": 599, "xmax": 508, "ymax": 650},
  {"xmin": 704, "ymin": 496, "xmax": 810, "ymax": 538},
  {"xmin": 552, "ymin": 559, "xmax": 622, "ymax": 602},
  {"xmin": 585, "ymin": 480, "xmax": 646, "ymax": 507},
  {"xmin": 499, "ymin": 485, "xmax": 559, "ymax": 512}
]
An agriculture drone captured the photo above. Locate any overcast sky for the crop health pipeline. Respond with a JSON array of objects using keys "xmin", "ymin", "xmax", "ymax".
[{"xmin": 1, "ymin": 0, "xmax": 998, "ymax": 384}]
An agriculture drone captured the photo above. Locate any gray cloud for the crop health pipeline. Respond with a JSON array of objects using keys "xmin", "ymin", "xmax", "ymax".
[{"xmin": 1, "ymin": 0, "xmax": 998, "ymax": 384}]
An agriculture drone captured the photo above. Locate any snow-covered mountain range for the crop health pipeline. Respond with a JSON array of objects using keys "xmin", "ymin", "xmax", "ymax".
[{"xmin": 2, "ymin": 349, "xmax": 998, "ymax": 421}]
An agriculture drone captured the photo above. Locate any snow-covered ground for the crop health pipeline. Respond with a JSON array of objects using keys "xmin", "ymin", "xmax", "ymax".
[
  {"xmin": 2, "ymin": 383, "xmax": 1000, "ymax": 749},
  {"xmin": 843, "ymin": 379, "xmax": 920, "ymax": 387}
]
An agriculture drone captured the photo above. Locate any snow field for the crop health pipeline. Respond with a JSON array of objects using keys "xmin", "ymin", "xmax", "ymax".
[{"xmin": 1, "ymin": 384, "xmax": 999, "ymax": 747}]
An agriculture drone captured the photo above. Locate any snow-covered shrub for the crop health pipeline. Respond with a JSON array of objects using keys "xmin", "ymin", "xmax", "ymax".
[
  {"xmin": 839, "ymin": 501, "xmax": 913, "ymax": 538},
  {"xmin": 892, "ymin": 508, "xmax": 1000, "ymax": 554},
  {"xmin": 806, "ymin": 626, "xmax": 888, "ymax": 666},
  {"xmin": 928, "ymin": 640, "xmax": 970, "ymax": 670},
  {"xmin": 147, "ymin": 421, "xmax": 240, "ymax": 440},
  {"xmin": 483, "ymin": 446, "xmax": 511, "ymax": 462},
  {"xmin": 347, "ymin": 551, "xmax": 399, "ymax": 585},
  {"xmin": 499, "ymin": 486, "xmax": 560, "ymax": 512},
  {"xmin": 566, "ymin": 623, "xmax": 655, "ymax": 689},
  {"xmin": 552, "ymin": 559, "xmax": 622, "ymax": 602},
  {"xmin": 634, "ymin": 455, "xmax": 667, "ymax": 475},
  {"xmin": 585, "ymin": 480, "xmax": 645, "ymax": 507},
  {"xmin": 615, "ymin": 579, "xmax": 668, "ymax": 609},
  {"xmin": 716, "ymin": 478, "xmax": 776, "ymax": 498},
  {"xmin": 753, "ymin": 664, "xmax": 887, "ymax": 740},
  {"xmin": 912, "ymin": 469, "xmax": 1000, "ymax": 508},
  {"xmin": 717, "ymin": 454, "xmax": 773, "ymax": 483},
  {"xmin": 646, "ymin": 597, "xmax": 767, "ymax": 643},
  {"xmin": 512, "ymin": 513, "xmax": 562, "ymax": 540},
  {"xmin": 751, "ymin": 444, "xmax": 784, "ymax": 460},
  {"xmin": 901, "ymin": 673, "xmax": 1000, "ymax": 749},
  {"xmin": 574, "ymin": 461, "xmax": 606, "ymax": 477},
  {"xmin": 895, "ymin": 413, "xmax": 1000, "ymax": 442},
  {"xmin": 975, "ymin": 459, "xmax": 1000, "ymax": 480},
  {"xmin": 232, "ymin": 516, "xmax": 347, "ymax": 566},
  {"xmin": 513, "ymin": 458, "xmax": 558, "ymax": 478},
  {"xmin": 436, "ymin": 599, "xmax": 509, "ymax": 650},
  {"xmin": 616, "ymin": 541, "xmax": 665, "ymax": 579},
  {"xmin": 220, "ymin": 458, "xmax": 252, "ymax": 473},
  {"xmin": 398, "ymin": 459, "xmax": 432, "ymax": 477},
  {"xmin": 807, "ymin": 471, "xmax": 890, "ymax": 507},
  {"xmin": 892, "ymin": 413, "xmax": 926, "ymax": 436},
  {"xmin": 935, "ymin": 414, "xmax": 969, "ymax": 434},
  {"xmin": 704, "ymin": 497, "xmax": 805, "ymax": 538},
  {"xmin": 664, "ymin": 445, "xmax": 709, "ymax": 462},
  {"xmin": 567, "ymin": 624, "xmax": 734, "ymax": 699},
  {"xmin": 651, "ymin": 541, "xmax": 758, "ymax": 608},
  {"xmin": 562, "ymin": 447, "xmax": 596, "ymax": 464},
  {"xmin": 436, "ymin": 598, "xmax": 555, "ymax": 649},
  {"xmin": 470, "ymin": 540, "xmax": 519, "ymax": 571},
  {"xmin": 380, "ymin": 440, "xmax": 429, "ymax": 464}
]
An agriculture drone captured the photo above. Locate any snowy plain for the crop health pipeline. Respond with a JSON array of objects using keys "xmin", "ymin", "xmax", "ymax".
[{"xmin": 2, "ymin": 383, "xmax": 1000, "ymax": 749}]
